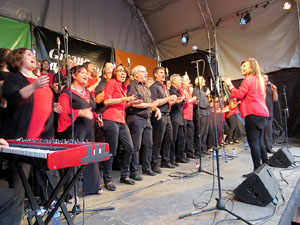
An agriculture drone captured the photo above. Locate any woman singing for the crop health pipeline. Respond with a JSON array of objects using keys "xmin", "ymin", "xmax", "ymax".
[
  {"xmin": 102, "ymin": 64, "xmax": 135, "ymax": 191},
  {"xmin": 2, "ymin": 48, "xmax": 54, "ymax": 193},
  {"xmin": 224, "ymin": 58, "xmax": 269, "ymax": 177},
  {"xmin": 58, "ymin": 65, "xmax": 102, "ymax": 196}
]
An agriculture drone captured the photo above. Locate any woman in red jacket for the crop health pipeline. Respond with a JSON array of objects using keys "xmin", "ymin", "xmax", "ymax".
[{"xmin": 224, "ymin": 58, "xmax": 269, "ymax": 176}]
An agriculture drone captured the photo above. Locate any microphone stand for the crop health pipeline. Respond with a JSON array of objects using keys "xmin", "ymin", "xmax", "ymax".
[
  {"xmin": 184, "ymin": 59, "xmax": 216, "ymax": 179},
  {"xmin": 179, "ymin": 55, "xmax": 251, "ymax": 225},
  {"xmin": 282, "ymin": 85, "xmax": 289, "ymax": 148}
]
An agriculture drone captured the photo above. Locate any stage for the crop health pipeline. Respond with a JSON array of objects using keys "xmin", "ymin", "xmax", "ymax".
[{"xmin": 20, "ymin": 140, "xmax": 300, "ymax": 225}]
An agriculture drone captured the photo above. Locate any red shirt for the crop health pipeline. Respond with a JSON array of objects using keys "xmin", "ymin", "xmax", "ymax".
[
  {"xmin": 26, "ymin": 78, "xmax": 53, "ymax": 139},
  {"xmin": 231, "ymin": 75, "xmax": 269, "ymax": 118},
  {"xmin": 179, "ymin": 86, "xmax": 193, "ymax": 120},
  {"xmin": 41, "ymin": 72, "xmax": 54, "ymax": 84},
  {"xmin": 226, "ymin": 98, "xmax": 238, "ymax": 118},
  {"xmin": 102, "ymin": 79, "xmax": 127, "ymax": 124},
  {"xmin": 57, "ymin": 88, "xmax": 96, "ymax": 132}
]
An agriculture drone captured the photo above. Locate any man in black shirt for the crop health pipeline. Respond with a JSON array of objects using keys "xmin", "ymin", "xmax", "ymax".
[
  {"xmin": 263, "ymin": 74, "xmax": 278, "ymax": 154},
  {"xmin": 150, "ymin": 67, "xmax": 177, "ymax": 173},
  {"xmin": 193, "ymin": 76, "xmax": 211, "ymax": 155},
  {"xmin": 127, "ymin": 65, "xmax": 161, "ymax": 179},
  {"xmin": 169, "ymin": 74, "xmax": 187, "ymax": 165},
  {"xmin": 94, "ymin": 62, "xmax": 113, "ymax": 142}
]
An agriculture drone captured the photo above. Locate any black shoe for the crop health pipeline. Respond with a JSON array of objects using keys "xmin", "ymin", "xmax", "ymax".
[
  {"xmin": 161, "ymin": 163, "xmax": 176, "ymax": 168},
  {"xmin": 266, "ymin": 149, "xmax": 275, "ymax": 154},
  {"xmin": 105, "ymin": 182, "xmax": 116, "ymax": 191},
  {"xmin": 120, "ymin": 177, "xmax": 135, "ymax": 185},
  {"xmin": 242, "ymin": 172, "xmax": 253, "ymax": 178},
  {"xmin": 129, "ymin": 174, "xmax": 143, "ymax": 181},
  {"xmin": 187, "ymin": 155, "xmax": 196, "ymax": 159},
  {"xmin": 171, "ymin": 162, "xmax": 179, "ymax": 167},
  {"xmin": 176, "ymin": 158, "xmax": 189, "ymax": 163},
  {"xmin": 142, "ymin": 170, "xmax": 157, "ymax": 176},
  {"xmin": 152, "ymin": 167, "xmax": 162, "ymax": 174}
]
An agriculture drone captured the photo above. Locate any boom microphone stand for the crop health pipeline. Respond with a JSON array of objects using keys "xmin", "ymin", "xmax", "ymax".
[
  {"xmin": 179, "ymin": 53, "xmax": 251, "ymax": 225},
  {"xmin": 188, "ymin": 59, "xmax": 215, "ymax": 178}
]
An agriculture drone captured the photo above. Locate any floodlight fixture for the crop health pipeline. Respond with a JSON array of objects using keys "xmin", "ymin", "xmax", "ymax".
[
  {"xmin": 283, "ymin": 1, "xmax": 292, "ymax": 10},
  {"xmin": 240, "ymin": 12, "xmax": 251, "ymax": 26},
  {"xmin": 181, "ymin": 32, "xmax": 189, "ymax": 44}
]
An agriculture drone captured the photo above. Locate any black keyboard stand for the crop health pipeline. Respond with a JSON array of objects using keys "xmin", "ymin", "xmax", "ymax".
[{"xmin": 16, "ymin": 162, "xmax": 87, "ymax": 225}]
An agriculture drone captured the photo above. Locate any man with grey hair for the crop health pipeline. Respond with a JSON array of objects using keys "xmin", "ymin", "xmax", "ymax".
[
  {"xmin": 127, "ymin": 65, "xmax": 161, "ymax": 178},
  {"xmin": 169, "ymin": 74, "xmax": 187, "ymax": 165}
]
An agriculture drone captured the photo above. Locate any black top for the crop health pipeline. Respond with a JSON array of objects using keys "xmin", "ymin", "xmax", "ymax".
[
  {"xmin": 1, "ymin": 72, "xmax": 53, "ymax": 139},
  {"xmin": 193, "ymin": 87, "xmax": 210, "ymax": 117},
  {"xmin": 265, "ymin": 85, "xmax": 274, "ymax": 118},
  {"xmin": 95, "ymin": 78, "xmax": 107, "ymax": 114},
  {"xmin": 59, "ymin": 89, "xmax": 96, "ymax": 141},
  {"xmin": 169, "ymin": 85, "xmax": 184, "ymax": 125},
  {"xmin": 150, "ymin": 81, "xmax": 170, "ymax": 114},
  {"xmin": 127, "ymin": 79, "xmax": 152, "ymax": 118}
]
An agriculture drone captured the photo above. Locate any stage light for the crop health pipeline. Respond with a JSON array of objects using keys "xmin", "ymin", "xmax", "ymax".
[
  {"xmin": 283, "ymin": 1, "xmax": 292, "ymax": 10},
  {"xmin": 181, "ymin": 32, "xmax": 189, "ymax": 44},
  {"xmin": 240, "ymin": 12, "xmax": 251, "ymax": 26}
]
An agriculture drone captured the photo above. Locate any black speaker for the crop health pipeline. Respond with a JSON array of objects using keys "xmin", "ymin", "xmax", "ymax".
[
  {"xmin": 234, "ymin": 164, "xmax": 279, "ymax": 207},
  {"xmin": 269, "ymin": 147, "xmax": 294, "ymax": 168}
]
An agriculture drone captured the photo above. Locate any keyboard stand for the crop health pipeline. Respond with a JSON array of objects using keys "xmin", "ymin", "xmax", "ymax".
[{"xmin": 16, "ymin": 162, "xmax": 87, "ymax": 225}]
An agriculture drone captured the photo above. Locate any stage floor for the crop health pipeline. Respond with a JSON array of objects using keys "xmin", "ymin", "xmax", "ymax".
[{"xmin": 22, "ymin": 140, "xmax": 300, "ymax": 225}]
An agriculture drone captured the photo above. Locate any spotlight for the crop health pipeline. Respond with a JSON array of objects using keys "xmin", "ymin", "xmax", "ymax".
[
  {"xmin": 283, "ymin": 1, "xmax": 292, "ymax": 10},
  {"xmin": 240, "ymin": 12, "xmax": 251, "ymax": 26},
  {"xmin": 181, "ymin": 32, "xmax": 189, "ymax": 44}
]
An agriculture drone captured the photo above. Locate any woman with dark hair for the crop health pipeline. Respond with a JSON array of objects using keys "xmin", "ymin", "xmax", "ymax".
[
  {"xmin": 82, "ymin": 62, "xmax": 100, "ymax": 97},
  {"xmin": 2, "ymin": 48, "xmax": 55, "ymax": 196},
  {"xmin": 58, "ymin": 65, "xmax": 103, "ymax": 197},
  {"xmin": 40, "ymin": 59, "xmax": 54, "ymax": 84},
  {"xmin": 102, "ymin": 64, "xmax": 135, "ymax": 191},
  {"xmin": 224, "ymin": 58, "xmax": 269, "ymax": 176}
]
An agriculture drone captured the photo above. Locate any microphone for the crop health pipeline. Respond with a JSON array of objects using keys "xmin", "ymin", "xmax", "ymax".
[
  {"xmin": 192, "ymin": 45, "xmax": 215, "ymax": 55},
  {"xmin": 63, "ymin": 26, "xmax": 70, "ymax": 35},
  {"xmin": 56, "ymin": 37, "xmax": 61, "ymax": 51}
]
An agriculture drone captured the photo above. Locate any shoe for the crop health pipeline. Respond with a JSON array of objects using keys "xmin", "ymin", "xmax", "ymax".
[
  {"xmin": 176, "ymin": 158, "xmax": 189, "ymax": 163},
  {"xmin": 105, "ymin": 182, "xmax": 116, "ymax": 191},
  {"xmin": 207, "ymin": 148, "xmax": 213, "ymax": 152},
  {"xmin": 142, "ymin": 170, "xmax": 157, "ymax": 176},
  {"xmin": 234, "ymin": 140, "xmax": 239, "ymax": 144},
  {"xmin": 171, "ymin": 162, "xmax": 179, "ymax": 167},
  {"xmin": 229, "ymin": 142, "xmax": 233, "ymax": 144},
  {"xmin": 130, "ymin": 174, "xmax": 143, "ymax": 181},
  {"xmin": 187, "ymin": 155, "xmax": 196, "ymax": 159},
  {"xmin": 98, "ymin": 188, "xmax": 103, "ymax": 195},
  {"xmin": 120, "ymin": 177, "xmax": 135, "ymax": 185},
  {"xmin": 152, "ymin": 167, "xmax": 162, "ymax": 174},
  {"xmin": 161, "ymin": 162, "xmax": 176, "ymax": 168},
  {"xmin": 266, "ymin": 148, "xmax": 275, "ymax": 154},
  {"xmin": 242, "ymin": 172, "xmax": 253, "ymax": 178}
]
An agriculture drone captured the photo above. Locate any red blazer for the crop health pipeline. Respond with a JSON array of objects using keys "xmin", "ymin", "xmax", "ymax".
[{"xmin": 230, "ymin": 75, "xmax": 269, "ymax": 118}]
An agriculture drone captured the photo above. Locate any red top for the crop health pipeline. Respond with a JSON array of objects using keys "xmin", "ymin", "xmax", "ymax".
[
  {"xmin": 226, "ymin": 98, "xmax": 238, "ymax": 118},
  {"xmin": 102, "ymin": 79, "xmax": 127, "ymax": 124},
  {"xmin": 26, "ymin": 78, "xmax": 53, "ymax": 139},
  {"xmin": 87, "ymin": 77, "xmax": 98, "ymax": 98},
  {"xmin": 230, "ymin": 75, "xmax": 269, "ymax": 118},
  {"xmin": 179, "ymin": 86, "xmax": 193, "ymax": 120},
  {"xmin": 41, "ymin": 72, "xmax": 54, "ymax": 84},
  {"xmin": 57, "ymin": 88, "xmax": 97, "ymax": 132}
]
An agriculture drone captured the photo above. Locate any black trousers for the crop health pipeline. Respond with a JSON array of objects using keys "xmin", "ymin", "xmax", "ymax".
[
  {"xmin": 127, "ymin": 115, "xmax": 153, "ymax": 173},
  {"xmin": 151, "ymin": 115, "xmax": 173, "ymax": 168},
  {"xmin": 184, "ymin": 119, "xmax": 194, "ymax": 157},
  {"xmin": 245, "ymin": 115, "xmax": 268, "ymax": 170},
  {"xmin": 194, "ymin": 115, "xmax": 209, "ymax": 153},
  {"xmin": 103, "ymin": 120, "xmax": 133, "ymax": 183},
  {"xmin": 264, "ymin": 117, "xmax": 273, "ymax": 151},
  {"xmin": 227, "ymin": 114, "xmax": 239, "ymax": 142},
  {"xmin": 170, "ymin": 119, "xmax": 185, "ymax": 162},
  {"xmin": 0, "ymin": 188, "xmax": 24, "ymax": 225}
]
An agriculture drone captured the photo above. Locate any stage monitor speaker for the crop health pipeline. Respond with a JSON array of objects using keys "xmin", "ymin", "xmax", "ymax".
[
  {"xmin": 234, "ymin": 164, "xmax": 279, "ymax": 207},
  {"xmin": 269, "ymin": 147, "xmax": 294, "ymax": 168}
]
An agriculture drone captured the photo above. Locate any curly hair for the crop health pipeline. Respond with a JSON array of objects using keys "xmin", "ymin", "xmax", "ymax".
[
  {"xmin": 6, "ymin": 48, "xmax": 29, "ymax": 72},
  {"xmin": 0, "ymin": 48, "xmax": 11, "ymax": 71}
]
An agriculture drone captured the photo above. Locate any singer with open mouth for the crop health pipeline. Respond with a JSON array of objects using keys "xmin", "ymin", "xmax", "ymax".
[{"xmin": 224, "ymin": 58, "xmax": 269, "ymax": 177}]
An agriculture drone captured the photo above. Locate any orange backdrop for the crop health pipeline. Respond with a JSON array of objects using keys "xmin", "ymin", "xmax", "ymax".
[{"xmin": 115, "ymin": 49, "xmax": 158, "ymax": 78}]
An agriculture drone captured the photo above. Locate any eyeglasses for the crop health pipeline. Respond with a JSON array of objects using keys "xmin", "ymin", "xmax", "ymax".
[
  {"xmin": 116, "ymin": 69, "xmax": 126, "ymax": 73},
  {"xmin": 137, "ymin": 70, "xmax": 148, "ymax": 74}
]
